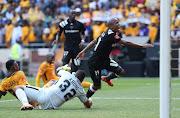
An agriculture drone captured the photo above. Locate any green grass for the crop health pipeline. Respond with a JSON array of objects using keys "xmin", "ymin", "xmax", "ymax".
[{"xmin": 0, "ymin": 77, "xmax": 180, "ymax": 118}]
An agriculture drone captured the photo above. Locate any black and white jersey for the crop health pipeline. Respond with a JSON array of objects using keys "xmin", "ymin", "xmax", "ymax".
[
  {"xmin": 89, "ymin": 29, "xmax": 122, "ymax": 64},
  {"xmin": 44, "ymin": 70, "xmax": 87, "ymax": 109},
  {"xmin": 58, "ymin": 19, "xmax": 86, "ymax": 51},
  {"xmin": 23, "ymin": 70, "xmax": 87, "ymax": 110}
]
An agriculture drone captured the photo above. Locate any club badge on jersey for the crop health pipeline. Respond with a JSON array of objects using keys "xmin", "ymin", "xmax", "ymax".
[
  {"xmin": 114, "ymin": 35, "xmax": 120, "ymax": 39},
  {"xmin": 39, "ymin": 69, "xmax": 43, "ymax": 73},
  {"xmin": 22, "ymin": 78, "xmax": 26, "ymax": 82}
]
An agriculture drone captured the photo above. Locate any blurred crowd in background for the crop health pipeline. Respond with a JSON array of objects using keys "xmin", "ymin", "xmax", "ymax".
[{"xmin": 0, "ymin": 0, "xmax": 180, "ymax": 47}]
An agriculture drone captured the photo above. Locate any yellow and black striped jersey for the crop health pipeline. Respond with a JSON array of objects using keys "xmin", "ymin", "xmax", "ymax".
[{"xmin": 0, "ymin": 71, "xmax": 29, "ymax": 97}]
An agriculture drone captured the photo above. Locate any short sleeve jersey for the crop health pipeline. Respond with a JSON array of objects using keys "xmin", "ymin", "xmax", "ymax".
[
  {"xmin": 0, "ymin": 71, "xmax": 29, "ymax": 97},
  {"xmin": 45, "ymin": 70, "xmax": 88, "ymax": 109},
  {"xmin": 37, "ymin": 61, "xmax": 60, "ymax": 85},
  {"xmin": 90, "ymin": 29, "xmax": 122, "ymax": 63},
  {"xmin": 58, "ymin": 19, "xmax": 86, "ymax": 51}
]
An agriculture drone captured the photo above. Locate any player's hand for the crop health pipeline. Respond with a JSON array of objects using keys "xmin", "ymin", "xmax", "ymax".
[
  {"xmin": 76, "ymin": 51, "xmax": 85, "ymax": 60},
  {"xmin": 52, "ymin": 39, "xmax": 58, "ymax": 46},
  {"xmin": 83, "ymin": 98, "xmax": 93, "ymax": 108},
  {"xmin": 79, "ymin": 41, "xmax": 84, "ymax": 49},
  {"xmin": 142, "ymin": 44, "xmax": 154, "ymax": 48}
]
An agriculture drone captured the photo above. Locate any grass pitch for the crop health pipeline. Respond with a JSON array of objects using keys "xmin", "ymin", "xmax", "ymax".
[{"xmin": 0, "ymin": 77, "xmax": 180, "ymax": 118}]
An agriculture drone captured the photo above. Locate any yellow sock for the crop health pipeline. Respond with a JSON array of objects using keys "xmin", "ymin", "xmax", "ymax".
[
  {"xmin": 81, "ymin": 81, "xmax": 92, "ymax": 88},
  {"xmin": 34, "ymin": 101, "xmax": 39, "ymax": 106}
]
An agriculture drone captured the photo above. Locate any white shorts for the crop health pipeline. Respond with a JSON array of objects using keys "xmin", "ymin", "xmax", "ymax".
[{"xmin": 23, "ymin": 85, "xmax": 54, "ymax": 110}]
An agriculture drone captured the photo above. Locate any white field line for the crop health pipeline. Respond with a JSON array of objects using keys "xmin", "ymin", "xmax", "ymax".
[
  {"xmin": 92, "ymin": 97, "xmax": 180, "ymax": 100},
  {"xmin": 0, "ymin": 99, "xmax": 17, "ymax": 102},
  {"xmin": 113, "ymin": 83, "xmax": 180, "ymax": 85},
  {"xmin": 172, "ymin": 108, "xmax": 180, "ymax": 111},
  {"xmin": 1, "ymin": 97, "xmax": 180, "ymax": 103}
]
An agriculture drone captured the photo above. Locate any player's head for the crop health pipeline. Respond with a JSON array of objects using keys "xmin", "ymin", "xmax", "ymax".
[
  {"xmin": 75, "ymin": 70, "xmax": 85, "ymax": 82},
  {"xmin": 6, "ymin": 60, "xmax": 19, "ymax": 71},
  {"xmin": 107, "ymin": 18, "xmax": 120, "ymax": 32},
  {"xmin": 46, "ymin": 52, "xmax": 55, "ymax": 64},
  {"xmin": 68, "ymin": 9, "xmax": 76, "ymax": 21}
]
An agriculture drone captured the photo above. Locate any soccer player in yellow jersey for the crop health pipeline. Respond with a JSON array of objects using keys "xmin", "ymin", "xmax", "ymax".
[
  {"xmin": 36, "ymin": 52, "xmax": 91, "ymax": 88},
  {"xmin": 36, "ymin": 53, "xmax": 59, "ymax": 87},
  {"xmin": 0, "ymin": 60, "xmax": 29, "ymax": 99}
]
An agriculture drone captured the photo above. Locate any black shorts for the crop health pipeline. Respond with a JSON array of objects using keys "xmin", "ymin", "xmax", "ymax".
[
  {"xmin": 62, "ymin": 50, "xmax": 79, "ymax": 65},
  {"xmin": 88, "ymin": 58, "xmax": 123, "ymax": 86}
]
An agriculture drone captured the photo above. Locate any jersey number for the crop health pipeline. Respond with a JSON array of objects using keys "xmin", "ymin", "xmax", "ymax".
[
  {"xmin": 59, "ymin": 80, "xmax": 70, "ymax": 92},
  {"xmin": 64, "ymin": 89, "xmax": 76, "ymax": 101},
  {"xmin": 94, "ymin": 37, "xmax": 101, "ymax": 51},
  {"xmin": 59, "ymin": 80, "xmax": 76, "ymax": 101}
]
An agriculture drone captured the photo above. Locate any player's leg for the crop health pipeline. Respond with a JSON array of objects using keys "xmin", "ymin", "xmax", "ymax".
[
  {"xmin": 86, "ymin": 62, "xmax": 101, "ymax": 98},
  {"xmin": 23, "ymin": 85, "xmax": 51, "ymax": 110},
  {"xmin": 13, "ymin": 85, "xmax": 33, "ymax": 110},
  {"xmin": 104, "ymin": 68, "xmax": 125, "ymax": 81},
  {"xmin": 72, "ymin": 51, "xmax": 92, "ymax": 88},
  {"xmin": 71, "ymin": 60, "xmax": 79, "ymax": 73},
  {"xmin": 62, "ymin": 50, "xmax": 72, "ymax": 66},
  {"xmin": 81, "ymin": 81, "xmax": 92, "ymax": 88},
  {"xmin": 23, "ymin": 85, "xmax": 42, "ymax": 103},
  {"xmin": 108, "ymin": 59, "xmax": 125, "ymax": 78},
  {"xmin": 62, "ymin": 50, "xmax": 92, "ymax": 88},
  {"xmin": 71, "ymin": 51, "xmax": 81, "ymax": 73},
  {"xmin": 102, "ymin": 59, "xmax": 125, "ymax": 86}
]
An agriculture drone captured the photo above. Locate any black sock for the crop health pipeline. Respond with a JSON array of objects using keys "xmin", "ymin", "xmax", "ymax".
[
  {"xmin": 105, "ymin": 72, "xmax": 118, "ymax": 81},
  {"xmin": 86, "ymin": 88, "xmax": 95, "ymax": 98}
]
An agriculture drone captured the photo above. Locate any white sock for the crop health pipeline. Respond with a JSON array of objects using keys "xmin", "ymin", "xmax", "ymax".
[
  {"xmin": 90, "ymin": 85, "xmax": 96, "ymax": 92},
  {"xmin": 15, "ymin": 89, "xmax": 29, "ymax": 105}
]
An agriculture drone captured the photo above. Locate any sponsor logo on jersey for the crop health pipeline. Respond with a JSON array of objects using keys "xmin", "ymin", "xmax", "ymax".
[
  {"xmin": 39, "ymin": 69, "xmax": 43, "ymax": 73},
  {"xmin": 4, "ymin": 80, "xmax": 17, "ymax": 88},
  {"xmin": 65, "ymin": 30, "xmax": 79, "ymax": 33},
  {"xmin": 114, "ymin": 35, "xmax": 120, "ymax": 39},
  {"xmin": 22, "ymin": 78, "xmax": 26, "ymax": 82}
]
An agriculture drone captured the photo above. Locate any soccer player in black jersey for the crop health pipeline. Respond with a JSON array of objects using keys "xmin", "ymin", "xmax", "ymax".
[
  {"xmin": 76, "ymin": 18, "xmax": 154, "ymax": 98},
  {"xmin": 52, "ymin": 9, "xmax": 86, "ymax": 73}
]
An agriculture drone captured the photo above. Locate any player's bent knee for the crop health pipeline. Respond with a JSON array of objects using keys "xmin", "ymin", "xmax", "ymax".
[
  {"xmin": 13, "ymin": 86, "xmax": 18, "ymax": 92},
  {"xmin": 118, "ymin": 69, "xmax": 125, "ymax": 76},
  {"xmin": 13, "ymin": 85, "xmax": 24, "ymax": 92},
  {"xmin": 92, "ymin": 85, "xmax": 101, "ymax": 90}
]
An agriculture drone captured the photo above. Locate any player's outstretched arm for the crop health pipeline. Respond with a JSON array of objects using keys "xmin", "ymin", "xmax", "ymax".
[
  {"xmin": 52, "ymin": 34, "xmax": 59, "ymax": 46},
  {"xmin": 79, "ymin": 33, "xmax": 85, "ymax": 49},
  {"xmin": 76, "ymin": 39, "xmax": 98, "ymax": 60},
  {"xmin": 119, "ymin": 39, "xmax": 154, "ymax": 48},
  {"xmin": 36, "ymin": 74, "xmax": 41, "ymax": 87}
]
